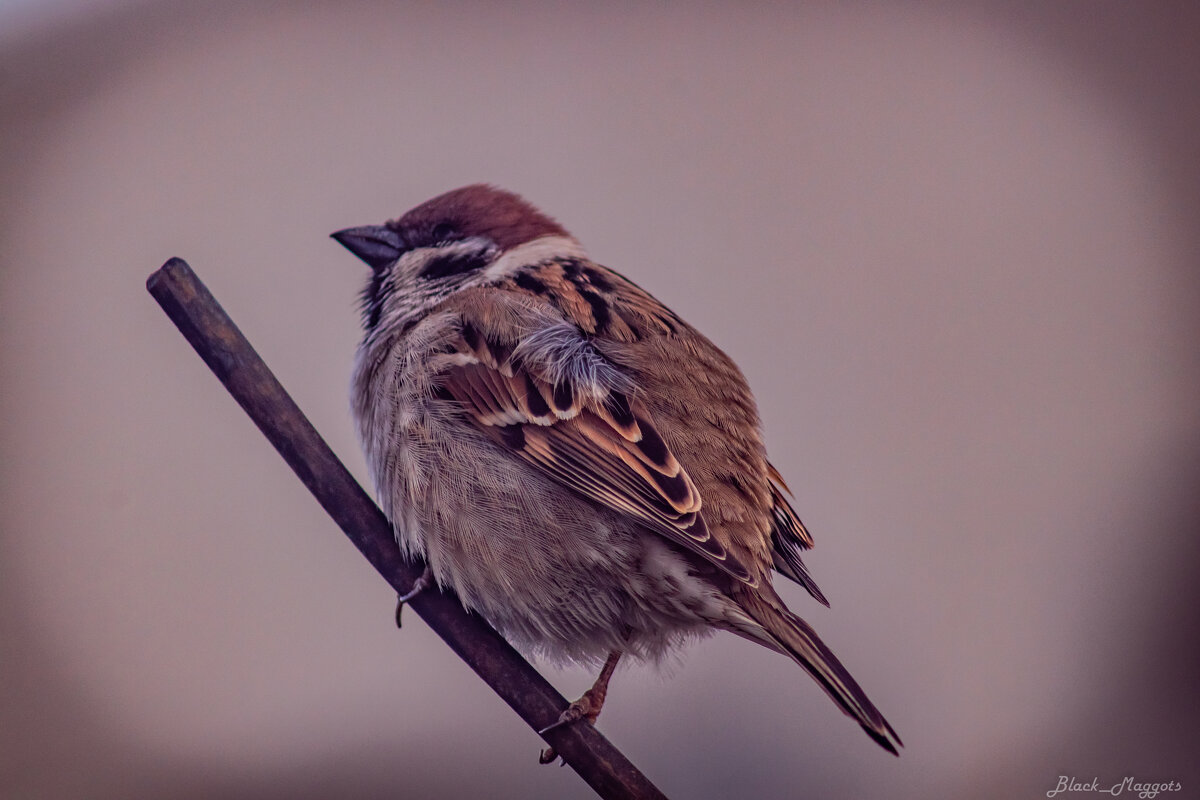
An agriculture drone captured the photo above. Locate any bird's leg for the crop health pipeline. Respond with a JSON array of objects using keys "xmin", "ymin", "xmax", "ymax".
[
  {"xmin": 394, "ymin": 565, "xmax": 433, "ymax": 628},
  {"xmin": 538, "ymin": 650, "xmax": 622, "ymax": 764}
]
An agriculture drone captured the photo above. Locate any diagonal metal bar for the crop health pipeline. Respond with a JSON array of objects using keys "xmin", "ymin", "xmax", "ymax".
[{"xmin": 146, "ymin": 257, "xmax": 668, "ymax": 800}]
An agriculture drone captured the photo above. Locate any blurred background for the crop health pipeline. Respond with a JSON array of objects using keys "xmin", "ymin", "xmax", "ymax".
[{"xmin": 2, "ymin": 2, "xmax": 1198, "ymax": 798}]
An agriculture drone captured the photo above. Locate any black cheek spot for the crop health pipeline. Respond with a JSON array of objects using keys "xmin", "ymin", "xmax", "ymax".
[{"xmin": 419, "ymin": 251, "xmax": 489, "ymax": 280}]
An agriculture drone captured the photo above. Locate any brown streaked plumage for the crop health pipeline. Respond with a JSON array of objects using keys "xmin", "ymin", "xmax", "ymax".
[{"xmin": 333, "ymin": 184, "xmax": 901, "ymax": 760}]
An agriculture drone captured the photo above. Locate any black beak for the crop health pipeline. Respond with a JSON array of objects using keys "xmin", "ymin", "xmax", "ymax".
[{"xmin": 331, "ymin": 225, "xmax": 407, "ymax": 270}]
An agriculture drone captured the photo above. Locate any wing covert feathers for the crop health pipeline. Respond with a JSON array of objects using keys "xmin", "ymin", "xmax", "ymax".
[{"xmin": 435, "ymin": 308, "xmax": 757, "ymax": 585}]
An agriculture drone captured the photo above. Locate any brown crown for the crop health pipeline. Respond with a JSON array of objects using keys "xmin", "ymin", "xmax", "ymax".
[{"xmin": 389, "ymin": 184, "xmax": 570, "ymax": 252}]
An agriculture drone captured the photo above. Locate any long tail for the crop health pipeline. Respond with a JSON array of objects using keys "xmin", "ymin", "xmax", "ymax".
[{"xmin": 732, "ymin": 592, "xmax": 903, "ymax": 755}]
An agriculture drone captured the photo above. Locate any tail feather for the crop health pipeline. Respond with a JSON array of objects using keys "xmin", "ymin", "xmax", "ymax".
[{"xmin": 737, "ymin": 593, "xmax": 902, "ymax": 755}]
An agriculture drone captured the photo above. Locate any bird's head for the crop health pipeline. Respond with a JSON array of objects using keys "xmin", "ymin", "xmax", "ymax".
[{"xmin": 332, "ymin": 184, "xmax": 583, "ymax": 334}]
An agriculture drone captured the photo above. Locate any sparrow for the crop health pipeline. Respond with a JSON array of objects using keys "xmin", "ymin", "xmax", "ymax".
[{"xmin": 332, "ymin": 185, "xmax": 901, "ymax": 761}]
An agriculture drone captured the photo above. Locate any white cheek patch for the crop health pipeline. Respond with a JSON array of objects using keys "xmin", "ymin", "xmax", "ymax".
[
  {"xmin": 483, "ymin": 235, "xmax": 589, "ymax": 280},
  {"xmin": 395, "ymin": 246, "xmax": 435, "ymax": 276}
]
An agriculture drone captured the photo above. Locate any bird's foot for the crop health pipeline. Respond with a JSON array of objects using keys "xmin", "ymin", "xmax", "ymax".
[
  {"xmin": 394, "ymin": 565, "xmax": 432, "ymax": 628},
  {"xmin": 538, "ymin": 692, "xmax": 604, "ymax": 764},
  {"xmin": 537, "ymin": 651, "xmax": 621, "ymax": 764}
]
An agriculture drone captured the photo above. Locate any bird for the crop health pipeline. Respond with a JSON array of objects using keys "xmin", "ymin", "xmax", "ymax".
[{"xmin": 332, "ymin": 184, "xmax": 901, "ymax": 761}]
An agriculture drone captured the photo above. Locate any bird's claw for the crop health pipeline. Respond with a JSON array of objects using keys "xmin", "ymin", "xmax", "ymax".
[
  {"xmin": 536, "ymin": 652, "xmax": 621, "ymax": 764},
  {"xmin": 538, "ymin": 747, "xmax": 565, "ymax": 765},
  {"xmin": 537, "ymin": 700, "xmax": 589, "ymax": 736},
  {"xmin": 394, "ymin": 566, "xmax": 432, "ymax": 628},
  {"xmin": 537, "ymin": 695, "xmax": 600, "ymax": 763}
]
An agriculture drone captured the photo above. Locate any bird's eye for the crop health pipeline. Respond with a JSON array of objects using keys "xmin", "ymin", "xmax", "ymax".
[{"xmin": 431, "ymin": 222, "xmax": 458, "ymax": 243}]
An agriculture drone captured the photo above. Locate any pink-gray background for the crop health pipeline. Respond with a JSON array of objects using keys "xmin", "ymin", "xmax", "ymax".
[{"xmin": 2, "ymin": 2, "xmax": 1198, "ymax": 798}]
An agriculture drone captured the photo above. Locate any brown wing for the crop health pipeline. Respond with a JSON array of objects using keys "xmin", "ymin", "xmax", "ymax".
[{"xmin": 433, "ymin": 313, "xmax": 757, "ymax": 586}]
